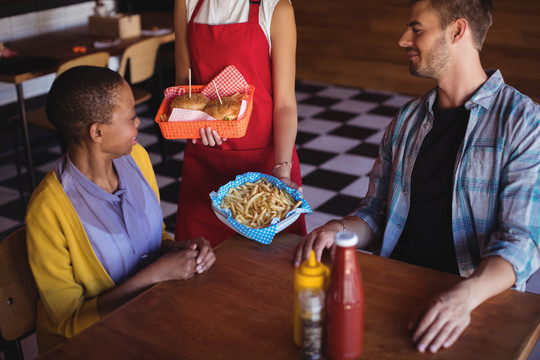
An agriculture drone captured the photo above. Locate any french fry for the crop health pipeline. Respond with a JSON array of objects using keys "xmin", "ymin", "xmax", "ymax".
[{"xmin": 220, "ymin": 178, "xmax": 302, "ymax": 228}]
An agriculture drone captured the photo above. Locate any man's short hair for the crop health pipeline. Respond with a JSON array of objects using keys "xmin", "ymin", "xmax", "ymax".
[
  {"xmin": 46, "ymin": 66, "xmax": 125, "ymax": 146},
  {"xmin": 409, "ymin": 0, "xmax": 493, "ymax": 51}
]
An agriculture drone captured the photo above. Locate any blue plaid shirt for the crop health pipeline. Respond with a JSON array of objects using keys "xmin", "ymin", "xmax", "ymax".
[{"xmin": 353, "ymin": 70, "xmax": 540, "ymax": 290}]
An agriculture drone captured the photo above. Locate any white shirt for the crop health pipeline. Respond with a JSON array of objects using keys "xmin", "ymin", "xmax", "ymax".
[{"xmin": 185, "ymin": 0, "xmax": 282, "ymax": 53}]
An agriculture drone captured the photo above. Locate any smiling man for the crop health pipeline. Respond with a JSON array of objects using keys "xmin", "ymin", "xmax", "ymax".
[{"xmin": 293, "ymin": 0, "xmax": 540, "ymax": 354}]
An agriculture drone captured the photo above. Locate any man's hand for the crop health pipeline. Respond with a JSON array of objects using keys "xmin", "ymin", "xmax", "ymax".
[
  {"xmin": 292, "ymin": 216, "xmax": 376, "ymax": 267},
  {"xmin": 409, "ymin": 256, "xmax": 516, "ymax": 353},
  {"xmin": 292, "ymin": 221, "xmax": 342, "ymax": 266},
  {"xmin": 409, "ymin": 284, "xmax": 473, "ymax": 352}
]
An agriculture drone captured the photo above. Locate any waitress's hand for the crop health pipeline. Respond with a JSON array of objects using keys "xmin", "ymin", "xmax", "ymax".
[
  {"xmin": 278, "ymin": 177, "xmax": 303, "ymax": 195},
  {"xmin": 273, "ymin": 162, "xmax": 303, "ymax": 194},
  {"xmin": 192, "ymin": 127, "xmax": 228, "ymax": 146}
]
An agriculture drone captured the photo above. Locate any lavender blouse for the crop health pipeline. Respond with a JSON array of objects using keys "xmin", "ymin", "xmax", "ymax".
[{"xmin": 55, "ymin": 154, "xmax": 163, "ymax": 284}]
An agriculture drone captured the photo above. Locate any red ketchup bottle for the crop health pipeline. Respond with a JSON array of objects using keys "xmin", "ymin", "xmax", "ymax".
[{"xmin": 326, "ymin": 231, "xmax": 364, "ymax": 360}]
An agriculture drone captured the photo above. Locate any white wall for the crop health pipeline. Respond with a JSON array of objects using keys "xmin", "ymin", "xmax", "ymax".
[{"xmin": 0, "ymin": 0, "xmax": 116, "ymax": 107}]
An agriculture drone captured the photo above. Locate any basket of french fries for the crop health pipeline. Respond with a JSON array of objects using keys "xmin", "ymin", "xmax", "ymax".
[{"xmin": 210, "ymin": 172, "xmax": 312, "ymax": 244}]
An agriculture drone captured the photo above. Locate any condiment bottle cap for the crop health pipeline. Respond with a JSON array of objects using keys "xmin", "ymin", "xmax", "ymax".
[
  {"xmin": 301, "ymin": 250, "xmax": 326, "ymax": 275},
  {"xmin": 335, "ymin": 231, "xmax": 358, "ymax": 247}
]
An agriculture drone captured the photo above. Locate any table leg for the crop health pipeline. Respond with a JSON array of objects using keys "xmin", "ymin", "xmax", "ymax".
[{"xmin": 15, "ymin": 83, "xmax": 37, "ymax": 189}]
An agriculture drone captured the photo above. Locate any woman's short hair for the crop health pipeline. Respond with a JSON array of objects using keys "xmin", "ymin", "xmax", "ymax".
[
  {"xmin": 409, "ymin": 0, "xmax": 493, "ymax": 51},
  {"xmin": 46, "ymin": 66, "xmax": 126, "ymax": 146}
]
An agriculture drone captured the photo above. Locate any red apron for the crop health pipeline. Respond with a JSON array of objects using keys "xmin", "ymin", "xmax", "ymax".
[{"xmin": 175, "ymin": 0, "xmax": 306, "ymax": 247}]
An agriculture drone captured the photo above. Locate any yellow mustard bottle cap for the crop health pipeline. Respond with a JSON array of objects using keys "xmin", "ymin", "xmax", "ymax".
[{"xmin": 301, "ymin": 250, "xmax": 327, "ymax": 276}]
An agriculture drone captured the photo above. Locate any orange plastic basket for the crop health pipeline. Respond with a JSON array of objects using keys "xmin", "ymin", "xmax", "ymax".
[{"xmin": 154, "ymin": 84, "xmax": 255, "ymax": 139}]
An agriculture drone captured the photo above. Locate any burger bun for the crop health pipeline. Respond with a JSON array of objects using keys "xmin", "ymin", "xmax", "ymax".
[
  {"xmin": 204, "ymin": 93, "xmax": 246, "ymax": 120},
  {"xmin": 170, "ymin": 93, "xmax": 210, "ymax": 111}
]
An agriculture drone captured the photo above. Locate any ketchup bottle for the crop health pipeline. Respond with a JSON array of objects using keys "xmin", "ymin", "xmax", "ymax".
[{"xmin": 326, "ymin": 231, "xmax": 364, "ymax": 360}]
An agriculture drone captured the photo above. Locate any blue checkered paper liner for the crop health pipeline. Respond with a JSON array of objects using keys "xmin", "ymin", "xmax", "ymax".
[{"xmin": 210, "ymin": 172, "xmax": 312, "ymax": 244}]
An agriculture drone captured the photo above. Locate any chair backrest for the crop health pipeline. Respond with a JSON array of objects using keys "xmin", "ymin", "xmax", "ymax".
[
  {"xmin": 0, "ymin": 227, "xmax": 38, "ymax": 342},
  {"xmin": 56, "ymin": 51, "xmax": 111, "ymax": 77},
  {"xmin": 117, "ymin": 37, "xmax": 161, "ymax": 85}
]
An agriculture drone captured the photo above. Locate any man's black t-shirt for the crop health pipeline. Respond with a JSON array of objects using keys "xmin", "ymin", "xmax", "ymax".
[{"xmin": 390, "ymin": 102, "xmax": 469, "ymax": 274}]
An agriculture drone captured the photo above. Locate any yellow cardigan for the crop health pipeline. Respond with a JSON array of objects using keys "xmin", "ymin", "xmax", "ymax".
[{"xmin": 26, "ymin": 144, "xmax": 172, "ymax": 353}]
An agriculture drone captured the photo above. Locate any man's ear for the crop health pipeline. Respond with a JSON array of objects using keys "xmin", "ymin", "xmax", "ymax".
[
  {"xmin": 451, "ymin": 18, "xmax": 467, "ymax": 44},
  {"xmin": 89, "ymin": 123, "xmax": 103, "ymax": 143}
]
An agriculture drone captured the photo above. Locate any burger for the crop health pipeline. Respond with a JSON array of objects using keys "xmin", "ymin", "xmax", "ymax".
[
  {"xmin": 170, "ymin": 93, "xmax": 210, "ymax": 111},
  {"xmin": 204, "ymin": 93, "xmax": 246, "ymax": 121}
]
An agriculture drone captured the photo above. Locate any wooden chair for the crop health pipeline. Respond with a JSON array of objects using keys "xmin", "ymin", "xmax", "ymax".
[
  {"xmin": 118, "ymin": 37, "xmax": 169, "ymax": 164},
  {"xmin": 118, "ymin": 37, "xmax": 161, "ymax": 106},
  {"xmin": 0, "ymin": 227, "xmax": 38, "ymax": 360}
]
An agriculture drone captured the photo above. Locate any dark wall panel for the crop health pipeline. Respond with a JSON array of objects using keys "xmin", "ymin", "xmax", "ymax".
[
  {"xmin": 0, "ymin": 0, "xmax": 88, "ymax": 18},
  {"xmin": 117, "ymin": 0, "xmax": 173, "ymax": 13}
]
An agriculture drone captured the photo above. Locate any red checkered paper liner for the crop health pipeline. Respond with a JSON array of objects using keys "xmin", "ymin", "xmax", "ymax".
[
  {"xmin": 163, "ymin": 65, "xmax": 250, "ymax": 122},
  {"xmin": 201, "ymin": 65, "xmax": 249, "ymax": 99}
]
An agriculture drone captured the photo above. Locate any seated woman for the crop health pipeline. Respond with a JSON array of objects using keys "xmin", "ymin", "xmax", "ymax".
[{"xmin": 26, "ymin": 66, "xmax": 216, "ymax": 353}]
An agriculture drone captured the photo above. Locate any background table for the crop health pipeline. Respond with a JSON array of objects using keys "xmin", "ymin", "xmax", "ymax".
[
  {"xmin": 39, "ymin": 232, "xmax": 540, "ymax": 359},
  {"xmin": 0, "ymin": 12, "xmax": 174, "ymax": 189}
]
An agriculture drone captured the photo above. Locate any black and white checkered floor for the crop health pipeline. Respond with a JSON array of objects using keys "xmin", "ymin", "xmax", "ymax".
[{"xmin": 0, "ymin": 80, "xmax": 412, "ymax": 240}]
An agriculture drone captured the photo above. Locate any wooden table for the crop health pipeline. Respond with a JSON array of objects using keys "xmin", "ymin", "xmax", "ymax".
[
  {"xmin": 0, "ymin": 11, "xmax": 174, "ymax": 189},
  {"xmin": 38, "ymin": 232, "xmax": 540, "ymax": 360}
]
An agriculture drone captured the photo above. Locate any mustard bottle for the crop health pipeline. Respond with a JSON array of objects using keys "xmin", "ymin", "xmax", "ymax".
[{"xmin": 294, "ymin": 250, "xmax": 330, "ymax": 346}]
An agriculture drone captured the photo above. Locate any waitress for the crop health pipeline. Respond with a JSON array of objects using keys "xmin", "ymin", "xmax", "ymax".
[{"xmin": 174, "ymin": 0, "xmax": 306, "ymax": 246}]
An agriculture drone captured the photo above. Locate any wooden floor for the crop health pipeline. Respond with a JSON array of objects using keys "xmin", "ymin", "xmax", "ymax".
[{"xmin": 294, "ymin": 0, "xmax": 540, "ymax": 103}]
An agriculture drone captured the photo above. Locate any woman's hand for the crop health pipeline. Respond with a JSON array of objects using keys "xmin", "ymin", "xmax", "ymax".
[
  {"xmin": 177, "ymin": 237, "xmax": 216, "ymax": 274},
  {"xmin": 150, "ymin": 247, "xmax": 199, "ymax": 281},
  {"xmin": 192, "ymin": 127, "xmax": 227, "ymax": 146},
  {"xmin": 272, "ymin": 161, "xmax": 303, "ymax": 194},
  {"xmin": 97, "ymin": 247, "xmax": 200, "ymax": 316},
  {"xmin": 278, "ymin": 176, "xmax": 303, "ymax": 194}
]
